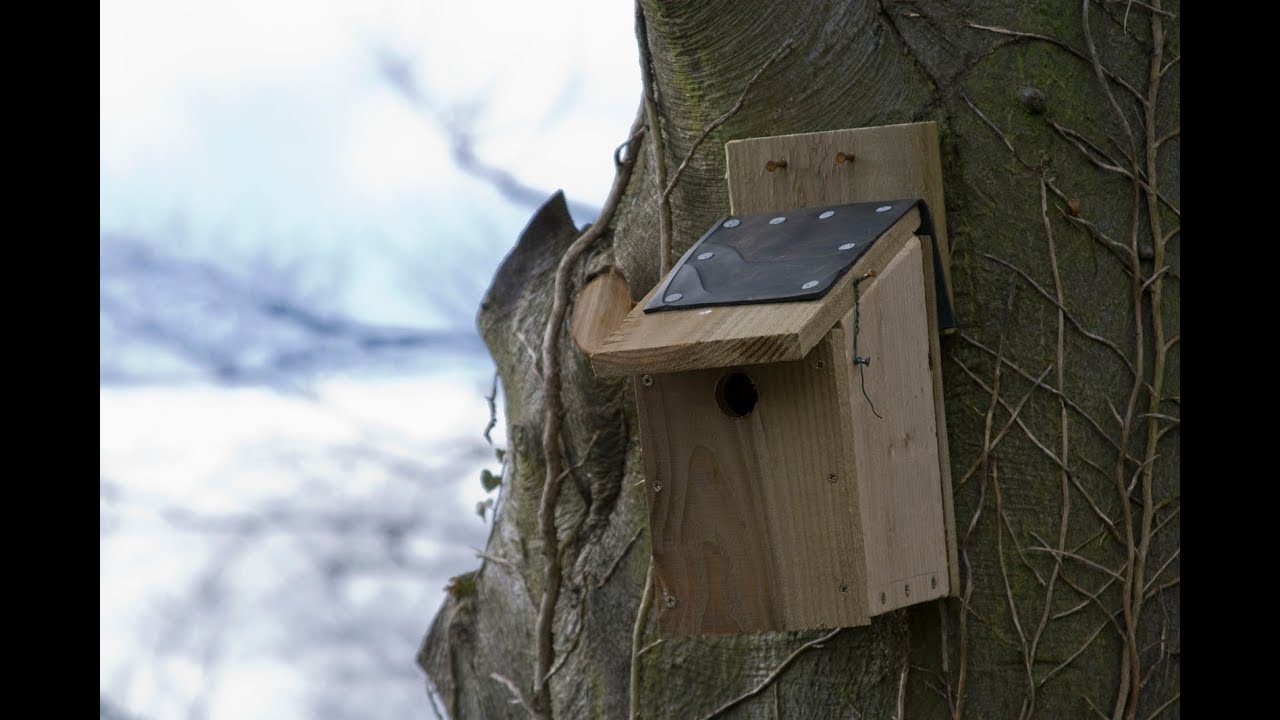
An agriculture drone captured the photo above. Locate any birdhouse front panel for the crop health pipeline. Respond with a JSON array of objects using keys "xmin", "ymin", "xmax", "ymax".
[{"xmin": 634, "ymin": 330, "xmax": 870, "ymax": 636}]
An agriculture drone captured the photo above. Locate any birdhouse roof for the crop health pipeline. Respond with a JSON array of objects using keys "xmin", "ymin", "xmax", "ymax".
[{"xmin": 590, "ymin": 203, "xmax": 925, "ymax": 377}]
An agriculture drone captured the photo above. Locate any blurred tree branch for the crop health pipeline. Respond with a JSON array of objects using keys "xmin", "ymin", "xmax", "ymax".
[
  {"xmin": 373, "ymin": 50, "xmax": 601, "ymax": 222},
  {"xmin": 100, "ymin": 233, "xmax": 485, "ymax": 388}
]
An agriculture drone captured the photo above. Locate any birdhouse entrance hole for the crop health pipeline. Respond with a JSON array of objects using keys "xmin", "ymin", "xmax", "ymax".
[{"xmin": 715, "ymin": 371, "xmax": 758, "ymax": 417}]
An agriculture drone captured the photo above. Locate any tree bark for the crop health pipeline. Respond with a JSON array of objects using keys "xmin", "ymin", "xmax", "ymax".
[{"xmin": 419, "ymin": 1, "xmax": 1179, "ymax": 718}]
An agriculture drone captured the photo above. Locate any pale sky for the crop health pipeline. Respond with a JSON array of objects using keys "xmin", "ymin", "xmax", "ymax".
[
  {"xmin": 100, "ymin": 0, "xmax": 640, "ymax": 326},
  {"xmin": 100, "ymin": 1, "xmax": 641, "ymax": 717}
]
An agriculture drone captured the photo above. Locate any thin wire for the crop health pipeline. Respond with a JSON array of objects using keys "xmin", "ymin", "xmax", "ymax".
[{"xmin": 852, "ymin": 273, "xmax": 883, "ymax": 419}]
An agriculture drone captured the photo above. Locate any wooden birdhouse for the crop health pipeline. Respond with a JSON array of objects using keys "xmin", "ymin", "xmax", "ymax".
[{"xmin": 590, "ymin": 123, "xmax": 960, "ymax": 637}]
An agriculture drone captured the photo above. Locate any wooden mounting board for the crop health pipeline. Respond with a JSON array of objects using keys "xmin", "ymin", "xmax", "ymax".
[
  {"xmin": 724, "ymin": 121, "xmax": 953, "ymax": 307},
  {"xmin": 590, "ymin": 208, "xmax": 920, "ymax": 377}
]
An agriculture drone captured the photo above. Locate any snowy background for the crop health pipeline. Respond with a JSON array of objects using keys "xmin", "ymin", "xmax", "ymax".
[{"xmin": 100, "ymin": 1, "xmax": 639, "ymax": 717}]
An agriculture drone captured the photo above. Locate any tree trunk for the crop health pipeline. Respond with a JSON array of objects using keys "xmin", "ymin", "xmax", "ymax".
[{"xmin": 418, "ymin": 1, "xmax": 1179, "ymax": 718}]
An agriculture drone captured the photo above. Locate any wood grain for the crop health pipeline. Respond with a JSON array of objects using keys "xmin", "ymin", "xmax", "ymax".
[
  {"xmin": 589, "ymin": 209, "xmax": 920, "ymax": 377},
  {"xmin": 570, "ymin": 270, "xmax": 634, "ymax": 354},
  {"xmin": 637, "ymin": 331, "xmax": 870, "ymax": 636},
  {"xmin": 725, "ymin": 122, "xmax": 954, "ymax": 306},
  {"xmin": 839, "ymin": 238, "xmax": 950, "ymax": 612}
]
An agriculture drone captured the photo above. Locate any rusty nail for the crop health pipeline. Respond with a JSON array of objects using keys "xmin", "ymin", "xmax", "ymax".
[
  {"xmin": 835, "ymin": 152, "xmax": 855, "ymax": 164},
  {"xmin": 765, "ymin": 159, "xmax": 788, "ymax": 172}
]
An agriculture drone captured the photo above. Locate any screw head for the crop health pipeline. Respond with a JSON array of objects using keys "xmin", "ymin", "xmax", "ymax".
[
  {"xmin": 839, "ymin": 583, "xmax": 848, "ymax": 593},
  {"xmin": 665, "ymin": 596, "xmax": 677, "ymax": 608},
  {"xmin": 931, "ymin": 576, "xmax": 938, "ymax": 589},
  {"xmin": 876, "ymin": 205, "xmax": 892, "ymax": 213},
  {"xmin": 838, "ymin": 242, "xmax": 856, "ymax": 251},
  {"xmin": 819, "ymin": 210, "xmax": 836, "ymax": 219},
  {"xmin": 723, "ymin": 218, "xmax": 741, "ymax": 228},
  {"xmin": 769, "ymin": 216, "xmax": 787, "ymax": 225},
  {"xmin": 827, "ymin": 472, "xmax": 838, "ymax": 483},
  {"xmin": 904, "ymin": 583, "xmax": 911, "ymax": 597},
  {"xmin": 653, "ymin": 482, "xmax": 663, "ymax": 493},
  {"xmin": 802, "ymin": 280, "xmax": 819, "ymax": 289},
  {"xmin": 664, "ymin": 293, "xmax": 683, "ymax": 303},
  {"xmin": 813, "ymin": 360, "xmax": 826, "ymax": 370},
  {"xmin": 1019, "ymin": 86, "xmax": 1047, "ymax": 114},
  {"xmin": 697, "ymin": 252, "xmax": 714, "ymax": 260},
  {"xmin": 880, "ymin": 592, "xmax": 887, "ymax": 605},
  {"xmin": 641, "ymin": 374, "xmax": 653, "ymax": 387}
]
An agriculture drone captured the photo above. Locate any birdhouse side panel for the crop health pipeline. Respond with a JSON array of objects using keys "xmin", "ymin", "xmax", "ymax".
[{"xmin": 842, "ymin": 238, "xmax": 951, "ymax": 613}]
